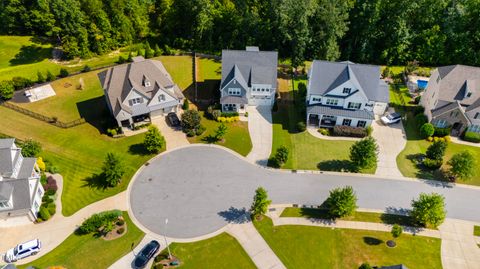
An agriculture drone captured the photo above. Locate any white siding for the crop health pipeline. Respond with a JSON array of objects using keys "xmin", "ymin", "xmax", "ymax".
[
  {"xmin": 122, "ymin": 89, "xmax": 148, "ymax": 107},
  {"xmin": 373, "ymin": 102, "xmax": 388, "ymax": 115}
]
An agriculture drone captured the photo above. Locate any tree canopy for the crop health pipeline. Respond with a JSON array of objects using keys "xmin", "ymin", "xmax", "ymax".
[{"xmin": 3, "ymin": 0, "xmax": 479, "ymax": 65}]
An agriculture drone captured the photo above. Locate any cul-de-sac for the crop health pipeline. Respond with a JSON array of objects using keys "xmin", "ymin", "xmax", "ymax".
[{"xmin": 1, "ymin": 1, "xmax": 480, "ymax": 269}]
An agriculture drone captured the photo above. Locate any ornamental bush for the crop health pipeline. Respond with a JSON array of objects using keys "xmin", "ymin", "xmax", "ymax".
[
  {"xmin": 78, "ymin": 210, "xmax": 122, "ymax": 234},
  {"xmin": 143, "ymin": 125, "xmax": 165, "ymax": 153},
  {"xmin": 181, "ymin": 109, "xmax": 201, "ymax": 133},
  {"xmin": 464, "ymin": 131, "xmax": 480, "ymax": 143},
  {"xmin": 21, "ymin": 139, "xmax": 42, "ymax": 157},
  {"xmin": 273, "ymin": 146, "xmax": 289, "ymax": 167},
  {"xmin": 101, "ymin": 153, "xmax": 125, "ymax": 187},
  {"xmin": 426, "ymin": 140, "xmax": 448, "ymax": 161},
  {"xmin": 297, "ymin": 122, "xmax": 306, "ymax": 132},
  {"xmin": 434, "ymin": 127, "xmax": 451, "ymax": 137},
  {"xmin": 333, "ymin": 125, "xmax": 367, "ymax": 138},
  {"xmin": 38, "ymin": 205, "xmax": 51, "ymax": 221},
  {"xmin": 448, "ymin": 151, "xmax": 476, "ymax": 181},
  {"xmin": 349, "ymin": 137, "xmax": 378, "ymax": 170},
  {"xmin": 414, "ymin": 114, "xmax": 428, "ymax": 128},
  {"xmin": 0, "ymin": 80, "xmax": 15, "ymax": 100},
  {"xmin": 420, "ymin": 123, "xmax": 435, "ymax": 138},
  {"xmin": 59, "ymin": 68, "xmax": 69, "ymax": 78}
]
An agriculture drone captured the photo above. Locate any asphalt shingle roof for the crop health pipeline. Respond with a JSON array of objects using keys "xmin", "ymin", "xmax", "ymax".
[
  {"xmin": 220, "ymin": 95, "xmax": 248, "ymax": 105},
  {"xmin": 307, "ymin": 105, "xmax": 375, "ymax": 120},
  {"xmin": 308, "ymin": 61, "xmax": 389, "ymax": 103}
]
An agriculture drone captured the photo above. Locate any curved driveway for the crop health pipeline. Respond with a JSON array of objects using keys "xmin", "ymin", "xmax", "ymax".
[{"xmin": 130, "ymin": 146, "xmax": 480, "ymax": 239}]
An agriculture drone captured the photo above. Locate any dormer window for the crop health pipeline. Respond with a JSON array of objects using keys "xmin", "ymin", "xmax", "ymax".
[
  {"xmin": 128, "ymin": 97, "xmax": 143, "ymax": 106},
  {"xmin": 343, "ymin": 88, "xmax": 351, "ymax": 94},
  {"xmin": 159, "ymin": 94, "xmax": 165, "ymax": 101},
  {"xmin": 143, "ymin": 75, "xmax": 151, "ymax": 87},
  {"xmin": 466, "ymin": 92, "xmax": 472, "ymax": 98}
]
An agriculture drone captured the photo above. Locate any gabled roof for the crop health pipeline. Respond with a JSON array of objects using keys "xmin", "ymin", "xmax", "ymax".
[
  {"xmin": 102, "ymin": 56, "xmax": 184, "ymax": 117},
  {"xmin": 432, "ymin": 65, "xmax": 480, "ymax": 106},
  {"xmin": 0, "ymin": 138, "xmax": 15, "ymax": 149},
  {"xmin": 308, "ymin": 60, "xmax": 389, "ymax": 103},
  {"xmin": 0, "ymin": 138, "xmax": 19, "ymax": 177},
  {"xmin": 0, "ymin": 183, "xmax": 13, "ymax": 202},
  {"xmin": 221, "ymin": 48, "xmax": 278, "ymax": 89},
  {"xmin": 0, "ymin": 179, "xmax": 32, "ymax": 213},
  {"xmin": 307, "ymin": 104, "xmax": 375, "ymax": 120}
]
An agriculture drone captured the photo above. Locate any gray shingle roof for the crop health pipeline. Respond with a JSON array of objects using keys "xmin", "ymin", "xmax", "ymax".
[
  {"xmin": 220, "ymin": 95, "xmax": 249, "ymax": 105},
  {"xmin": 432, "ymin": 65, "xmax": 480, "ymax": 106},
  {"xmin": 308, "ymin": 61, "xmax": 389, "ymax": 103},
  {"xmin": 0, "ymin": 179, "xmax": 31, "ymax": 213},
  {"xmin": 0, "ymin": 138, "xmax": 15, "ymax": 149},
  {"xmin": 0, "ymin": 183, "xmax": 13, "ymax": 202},
  {"xmin": 102, "ymin": 56, "xmax": 184, "ymax": 117},
  {"xmin": 431, "ymin": 101, "xmax": 462, "ymax": 117},
  {"xmin": 307, "ymin": 105, "xmax": 375, "ymax": 120},
  {"xmin": 16, "ymin": 157, "xmax": 36, "ymax": 179},
  {"xmin": 221, "ymin": 49, "xmax": 278, "ymax": 89}
]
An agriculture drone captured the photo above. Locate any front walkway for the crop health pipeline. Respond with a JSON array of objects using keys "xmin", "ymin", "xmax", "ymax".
[
  {"xmin": 246, "ymin": 106, "xmax": 273, "ymax": 166},
  {"xmin": 450, "ymin": 136, "xmax": 480, "ymax": 148},
  {"xmin": 151, "ymin": 116, "xmax": 190, "ymax": 150},
  {"xmin": 227, "ymin": 222, "xmax": 286, "ymax": 269},
  {"xmin": 371, "ymin": 118, "xmax": 406, "ymax": 177}
]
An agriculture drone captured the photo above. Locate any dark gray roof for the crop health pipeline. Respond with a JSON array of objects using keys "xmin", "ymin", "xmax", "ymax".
[
  {"xmin": 308, "ymin": 60, "xmax": 389, "ymax": 103},
  {"xmin": 221, "ymin": 48, "xmax": 278, "ymax": 89},
  {"xmin": 0, "ymin": 179, "xmax": 32, "ymax": 212},
  {"xmin": 102, "ymin": 56, "xmax": 184, "ymax": 117},
  {"xmin": 220, "ymin": 95, "xmax": 249, "ymax": 105},
  {"xmin": 431, "ymin": 65, "xmax": 480, "ymax": 106},
  {"xmin": 0, "ymin": 183, "xmax": 14, "ymax": 202},
  {"xmin": 307, "ymin": 105, "xmax": 375, "ymax": 120},
  {"xmin": 431, "ymin": 101, "xmax": 462, "ymax": 117}
]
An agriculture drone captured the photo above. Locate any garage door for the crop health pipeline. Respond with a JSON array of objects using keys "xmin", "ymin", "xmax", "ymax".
[{"xmin": 250, "ymin": 96, "xmax": 272, "ymax": 106}]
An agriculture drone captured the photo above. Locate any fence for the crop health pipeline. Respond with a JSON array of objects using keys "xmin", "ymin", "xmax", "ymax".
[{"xmin": 2, "ymin": 102, "xmax": 86, "ymax": 128}]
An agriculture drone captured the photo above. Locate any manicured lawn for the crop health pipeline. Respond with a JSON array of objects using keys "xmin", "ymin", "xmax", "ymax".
[
  {"xmin": 187, "ymin": 113, "xmax": 252, "ymax": 156},
  {"xmin": 0, "ymin": 106, "xmax": 155, "ymax": 216},
  {"xmin": 254, "ymin": 217, "xmax": 441, "ymax": 269},
  {"xmin": 271, "ymin": 100, "xmax": 375, "ymax": 173},
  {"xmin": 158, "ymin": 233, "xmax": 256, "ymax": 269},
  {"xmin": 153, "ymin": 55, "xmax": 193, "ymax": 90},
  {"xmin": 474, "ymin": 225, "xmax": 480, "ymax": 236},
  {"xmin": 396, "ymin": 111, "xmax": 480, "ymax": 185},
  {"xmin": 197, "ymin": 57, "xmax": 221, "ymax": 80},
  {"xmin": 389, "ymin": 84, "xmax": 413, "ymax": 110},
  {"xmin": 281, "ymin": 207, "xmax": 417, "ymax": 227},
  {"xmin": 14, "ymin": 70, "xmax": 105, "ymax": 122},
  {"xmin": 0, "ymin": 36, "xmax": 129, "ymax": 81},
  {"xmin": 19, "ymin": 212, "xmax": 145, "ymax": 269}
]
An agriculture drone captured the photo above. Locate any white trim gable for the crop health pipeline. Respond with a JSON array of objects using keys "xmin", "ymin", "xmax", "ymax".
[
  {"xmin": 122, "ymin": 88, "xmax": 148, "ymax": 107},
  {"xmin": 148, "ymin": 86, "xmax": 177, "ymax": 106}
]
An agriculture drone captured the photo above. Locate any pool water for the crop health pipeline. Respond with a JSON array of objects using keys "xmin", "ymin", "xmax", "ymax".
[{"xmin": 417, "ymin": 79, "xmax": 428, "ymax": 90}]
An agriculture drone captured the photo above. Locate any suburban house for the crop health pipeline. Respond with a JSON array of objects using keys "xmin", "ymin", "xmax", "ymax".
[
  {"xmin": 219, "ymin": 47, "xmax": 278, "ymax": 113},
  {"xmin": 421, "ymin": 65, "xmax": 480, "ymax": 136},
  {"xmin": 101, "ymin": 56, "xmax": 185, "ymax": 128},
  {"xmin": 306, "ymin": 60, "xmax": 389, "ymax": 128},
  {"xmin": 0, "ymin": 138, "xmax": 43, "ymax": 222}
]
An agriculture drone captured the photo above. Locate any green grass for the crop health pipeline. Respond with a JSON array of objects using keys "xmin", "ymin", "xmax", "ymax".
[
  {"xmin": 474, "ymin": 225, "xmax": 480, "ymax": 236},
  {"xmin": 0, "ymin": 106, "xmax": 155, "ymax": 216},
  {"xmin": 396, "ymin": 111, "xmax": 480, "ymax": 185},
  {"xmin": 19, "ymin": 212, "xmax": 144, "ymax": 269},
  {"xmin": 153, "ymin": 55, "xmax": 193, "ymax": 90},
  {"xmin": 0, "ymin": 36, "xmax": 129, "ymax": 81},
  {"xmin": 197, "ymin": 57, "xmax": 221, "ymax": 80},
  {"xmin": 389, "ymin": 84, "xmax": 413, "ymax": 110},
  {"xmin": 187, "ymin": 113, "xmax": 252, "ymax": 156},
  {"xmin": 15, "ymin": 70, "xmax": 105, "ymax": 122},
  {"xmin": 157, "ymin": 233, "xmax": 256, "ymax": 269},
  {"xmin": 281, "ymin": 207, "xmax": 417, "ymax": 227},
  {"xmin": 254, "ymin": 216, "xmax": 441, "ymax": 269},
  {"xmin": 270, "ymin": 91, "xmax": 375, "ymax": 173}
]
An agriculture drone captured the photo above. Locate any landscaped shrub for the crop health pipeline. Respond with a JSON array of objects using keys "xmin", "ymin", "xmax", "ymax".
[
  {"xmin": 325, "ymin": 186, "xmax": 358, "ymax": 218},
  {"xmin": 186, "ymin": 129, "xmax": 195, "ymax": 137},
  {"xmin": 82, "ymin": 65, "xmax": 91, "ymax": 72},
  {"xmin": 144, "ymin": 126, "xmax": 166, "ymax": 153},
  {"xmin": 434, "ymin": 127, "xmax": 451, "ymax": 137},
  {"xmin": 37, "ymin": 157, "xmax": 46, "ymax": 171},
  {"xmin": 37, "ymin": 71, "xmax": 45, "ymax": 83},
  {"xmin": 333, "ymin": 125, "xmax": 367, "ymax": 138},
  {"xmin": 359, "ymin": 263, "xmax": 373, "ymax": 269},
  {"xmin": 212, "ymin": 110, "xmax": 221, "ymax": 120},
  {"xmin": 423, "ymin": 158, "xmax": 442, "ymax": 169},
  {"xmin": 414, "ymin": 114, "xmax": 428, "ymax": 128},
  {"xmin": 12, "ymin": 76, "xmax": 34, "ymax": 90},
  {"xmin": 47, "ymin": 203, "xmax": 56, "ymax": 216},
  {"xmin": 366, "ymin": 126, "xmax": 373, "ymax": 136},
  {"xmin": 116, "ymin": 219, "xmax": 125, "ymax": 226},
  {"xmin": 217, "ymin": 116, "xmax": 239, "ymax": 123},
  {"xmin": 427, "ymin": 136, "xmax": 433, "ymax": 142},
  {"xmin": 318, "ymin": 128, "xmax": 330, "ymax": 136},
  {"xmin": 182, "ymin": 98, "xmax": 189, "ymax": 110},
  {"xmin": 38, "ymin": 206, "xmax": 51, "ymax": 221},
  {"xmin": 426, "ymin": 140, "xmax": 447, "ymax": 161},
  {"xmin": 78, "ymin": 210, "xmax": 122, "ymax": 234},
  {"xmin": 42, "ymin": 195, "xmax": 53, "ymax": 204},
  {"xmin": 46, "ymin": 70, "xmax": 55, "ymax": 81},
  {"xmin": 117, "ymin": 227, "xmax": 125, "ymax": 234},
  {"xmin": 20, "ymin": 139, "xmax": 42, "ymax": 157},
  {"xmin": 420, "ymin": 123, "xmax": 435, "ymax": 138},
  {"xmin": 464, "ymin": 131, "xmax": 480, "ymax": 143},
  {"xmin": 59, "ymin": 68, "xmax": 69, "ymax": 78},
  {"xmin": 273, "ymin": 146, "xmax": 289, "ymax": 167},
  {"xmin": 107, "ymin": 128, "xmax": 117, "ymax": 137},
  {"xmin": 444, "ymin": 135, "xmax": 451, "ymax": 142},
  {"xmin": 181, "ymin": 109, "xmax": 201, "ymax": 133},
  {"xmin": 195, "ymin": 125, "xmax": 206, "ymax": 136},
  {"xmin": 296, "ymin": 122, "xmax": 306, "ymax": 132},
  {"xmin": 220, "ymin": 112, "xmax": 239, "ymax": 117},
  {"xmin": 0, "ymin": 80, "xmax": 15, "ymax": 100}
]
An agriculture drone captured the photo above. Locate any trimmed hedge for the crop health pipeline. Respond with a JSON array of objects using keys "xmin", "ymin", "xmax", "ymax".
[
  {"xmin": 434, "ymin": 127, "xmax": 451, "ymax": 137},
  {"xmin": 220, "ymin": 112, "xmax": 239, "ymax": 117},
  {"xmin": 333, "ymin": 125, "xmax": 367, "ymax": 138},
  {"xmin": 78, "ymin": 210, "xmax": 122, "ymax": 234},
  {"xmin": 464, "ymin": 131, "xmax": 480, "ymax": 143}
]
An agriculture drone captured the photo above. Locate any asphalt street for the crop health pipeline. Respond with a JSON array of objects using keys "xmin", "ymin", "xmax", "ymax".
[{"xmin": 129, "ymin": 146, "xmax": 480, "ymax": 238}]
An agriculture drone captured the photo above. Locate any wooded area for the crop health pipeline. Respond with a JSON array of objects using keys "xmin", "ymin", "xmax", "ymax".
[{"xmin": 1, "ymin": 0, "xmax": 479, "ymax": 67}]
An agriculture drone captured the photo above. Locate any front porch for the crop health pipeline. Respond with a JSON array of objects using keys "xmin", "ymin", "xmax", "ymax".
[
  {"xmin": 119, "ymin": 113, "xmax": 152, "ymax": 132},
  {"xmin": 222, "ymin": 103, "xmax": 247, "ymax": 114}
]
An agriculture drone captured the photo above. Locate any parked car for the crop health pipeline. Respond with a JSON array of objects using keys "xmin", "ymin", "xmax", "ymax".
[
  {"xmin": 381, "ymin": 112, "xmax": 402, "ymax": 125},
  {"xmin": 4, "ymin": 239, "xmax": 41, "ymax": 262},
  {"xmin": 133, "ymin": 240, "xmax": 160, "ymax": 269},
  {"xmin": 166, "ymin": 112, "xmax": 180, "ymax": 127}
]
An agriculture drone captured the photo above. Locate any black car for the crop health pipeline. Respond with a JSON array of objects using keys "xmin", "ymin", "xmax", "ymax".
[
  {"xmin": 166, "ymin": 112, "xmax": 181, "ymax": 127},
  {"xmin": 133, "ymin": 240, "xmax": 160, "ymax": 269}
]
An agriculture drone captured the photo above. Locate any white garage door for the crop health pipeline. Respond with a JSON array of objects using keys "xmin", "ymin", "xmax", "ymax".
[{"xmin": 250, "ymin": 96, "xmax": 272, "ymax": 106}]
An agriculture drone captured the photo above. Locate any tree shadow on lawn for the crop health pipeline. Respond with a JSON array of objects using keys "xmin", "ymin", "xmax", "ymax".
[
  {"xmin": 201, "ymin": 135, "xmax": 219, "ymax": 144},
  {"xmin": 317, "ymin": 160, "xmax": 358, "ymax": 173},
  {"xmin": 82, "ymin": 172, "xmax": 111, "ymax": 190},
  {"xmin": 218, "ymin": 207, "xmax": 249, "ymax": 224},
  {"xmin": 406, "ymin": 154, "xmax": 453, "ymax": 188},
  {"xmin": 9, "ymin": 45, "xmax": 52, "ymax": 66},
  {"xmin": 363, "ymin": 237, "xmax": 384, "ymax": 245},
  {"xmin": 128, "ymin": 143, "xmax": 150, "ymax": 156}
]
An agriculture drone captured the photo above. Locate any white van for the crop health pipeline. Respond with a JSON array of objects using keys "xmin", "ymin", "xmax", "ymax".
[{"xmin": 4, "ymin": 239, "xmax": 41, "ymax": 262}]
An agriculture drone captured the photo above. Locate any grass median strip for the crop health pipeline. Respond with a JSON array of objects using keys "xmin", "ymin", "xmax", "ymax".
[{"xmin": 474, "ymin": 225, "xmax": 480, "ymax": 236}]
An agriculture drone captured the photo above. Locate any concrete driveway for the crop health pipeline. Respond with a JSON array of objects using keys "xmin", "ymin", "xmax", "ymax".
[
  {"xmin": 151, "ymin": 116, "xmax": 189, "ymax": 150},
  {"xmin": 246, "ymin": 106, "xmax": 273, "ymax": 166},
  {"xmin": 371, "ymin": 118, "xmax": 407, "ymax": 177},
  {"xmin": 129, "ymin": 145, "xmax": 480, "ymax": 239}
]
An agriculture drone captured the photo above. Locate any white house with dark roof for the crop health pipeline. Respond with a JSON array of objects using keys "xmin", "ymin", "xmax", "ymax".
[
  {"xmin": 306, "ymin": 60, "xmax": 389, "ymax": 128},
  {"xmin": 421, "ymin": 65, "xmax": 480, "ymax": 136},
  {"xmin": 220, "ymin": 47, "xmax": 278, "ymax": 113},
  {"xmin": 100, "ymin": 56, "xmax": 185, "ymax": 128},
  {"xmin": 0, "ymin": 138, "xmax": 43, "ymax": 221}
]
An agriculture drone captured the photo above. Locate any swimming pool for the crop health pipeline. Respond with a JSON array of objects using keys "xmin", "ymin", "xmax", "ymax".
[{"xmin": 417, "ymin": 79, "xmax": 428, "ymax": 90}]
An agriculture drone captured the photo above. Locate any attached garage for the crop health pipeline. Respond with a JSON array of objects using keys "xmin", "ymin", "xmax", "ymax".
[{"xmin": 249, "ymin": 95, "xmax": 273, "ymax": 106}]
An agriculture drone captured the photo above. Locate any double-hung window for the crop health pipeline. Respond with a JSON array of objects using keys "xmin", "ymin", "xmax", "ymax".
[
  {"xmin": 357, "ymin": 121, "xmax": 367, "ymax": 128},
  {"xmin": 129, "ymin": 97, "xmax": 142, "ymax": 106},
  {"xmin": 342, "ymin": 119, "xmax": 352, "ymax": 126},
  {"xmin": 343, "ymin": 88, "xmax": 351, "ymax": 94},
  {"xmin": 347, "ymin": 102, "xmax": 361, "ymax": 109},
  {"xmin": 326, "ymin": 99, "xmax": 338, "ymax": 106}
]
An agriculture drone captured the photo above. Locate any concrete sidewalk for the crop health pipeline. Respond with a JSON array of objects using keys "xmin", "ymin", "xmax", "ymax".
[
  {"xmin": 246, "ymin": 106, "xmax": 273, "ymax": 166},
  {"xmin": 440, "ymin": 219, "xmax": 480, "ymax": 269},
  {"xmin": 227, "ymin": 222, "xmax": 286, "ymax": 269}
]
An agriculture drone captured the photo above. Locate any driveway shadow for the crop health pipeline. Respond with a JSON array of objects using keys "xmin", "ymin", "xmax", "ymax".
[{"xmin": 218, "ymin": 207, "xmax": 250, "ymax": 224}]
